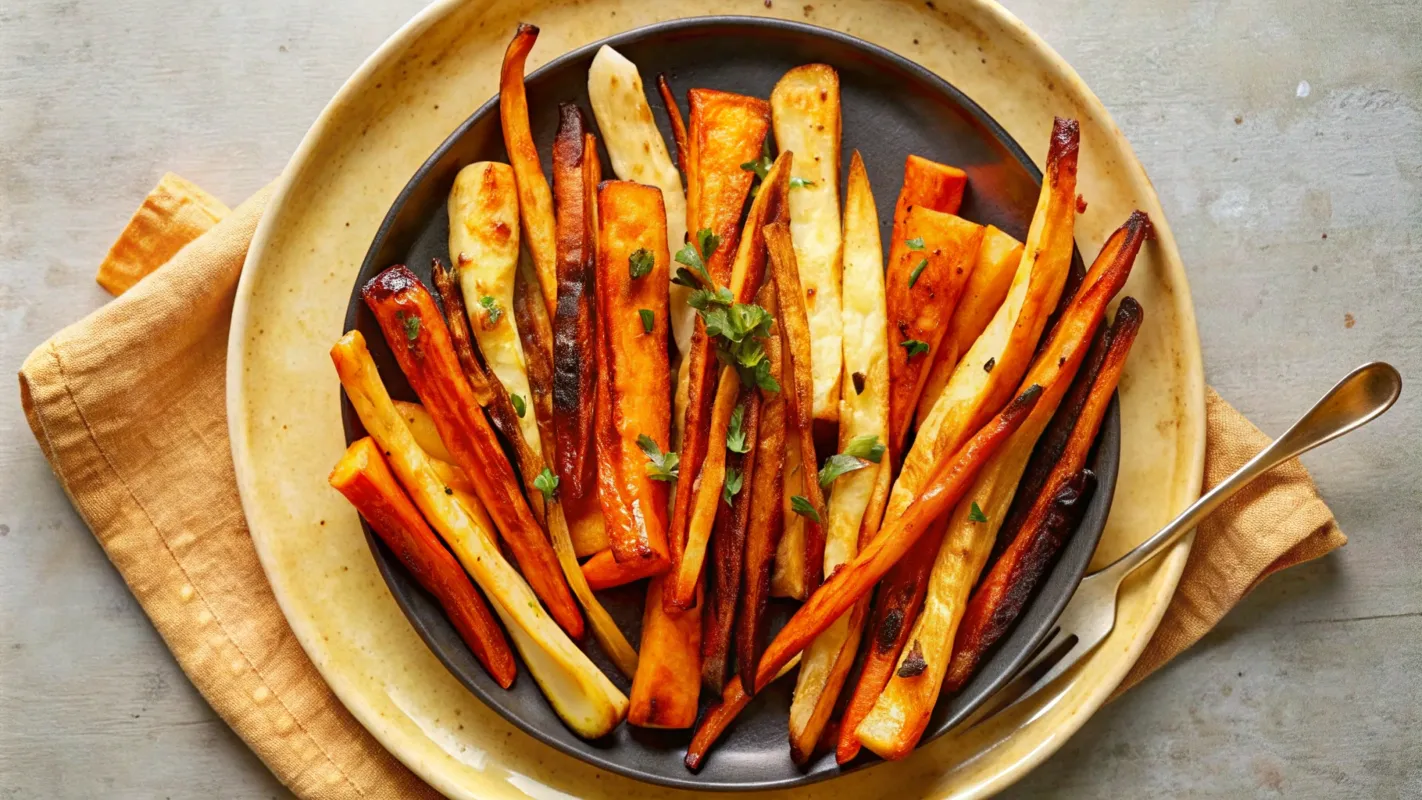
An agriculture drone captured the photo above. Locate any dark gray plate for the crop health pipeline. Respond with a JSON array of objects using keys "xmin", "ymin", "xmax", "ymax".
[{"xmin": 341, "ymin": 15, "xmax": 1118, "ymax": 792}]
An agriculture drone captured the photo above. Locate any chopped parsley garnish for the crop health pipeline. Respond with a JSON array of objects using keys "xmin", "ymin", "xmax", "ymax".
[
  {"xmin": 740, "ymin": 139, "xmax": 773, "ymax": 180},
  {"xmin": 629, "ymin": 248, "xmax": 655, "ymax": 279},
  {"xmin": 396, "ymin": 311, "xmax": 420, "ymax": 344},
  {"xmin": 510, "ymin": 393, "xmax": 527, "ymax": 418},
  {"xmin": 789, "ymin": 176, "xmax": 816, "ymax": 189},
  {"xmin": 674, "ymin": 228, "xmax": 720, "ymax": 284},
  {"xmin": 790, "ymin": 495, "xmax": 821, "ymax": 523},
  {"xmin": 968, "ymin": 501, "xmax": 989, "ymax": 523},
  {"xmin": 722, "ymin": 467, "xmax": 744, "ymax": 506},
  {"xmin": 818, "ymin": 454, "xmax": 870, "ymax": 488},
  {"xmin": 908, "ymin": 258, "xmax": 929, "ymax": 288},
  {"xmin": 906, "ymin": 237, "xmax": 926, "ymax": 251},
  {"xmin": 478, "ymin": 295, "xmax": 503, "ymax": 325},
  {"xmin": 680, "ymin": 261, "xmax": 781, "ymax": 394},
  {"xmin": 844, "ymin": 434, "xmax": 886, "ymax": 463},
  {"xmin": 533, "ymin": 468, "xmax": 559, "ymax": 501},
  {"xmin": 901, "ymin": 339, "xmax": 930, "ymax": 359},
  {"xmin": 637, "ymin": 435, "xmax": 679, "ymax": 482},
  {"xmin": 639, "ymin": 309, "xmax": 655, "ymax": 334},
  {"xmin": 726, "ymin": 404, "xmax": 750, "ymax": 454}
]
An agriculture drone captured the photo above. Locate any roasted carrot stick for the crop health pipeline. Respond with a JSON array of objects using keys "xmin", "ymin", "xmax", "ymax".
[
  {"xmin": 764, "ymin": 220, "xmax": 828, "ymax": 591},
  {"xmin": 664, "ymin": 149, "xmax": 787, "ymax": 611},
  {"xmin": 499, "ymin": 23, "xmax": 558, "ymax": 318},
  {"xmin": 665, "ymin": 91, "xmax": 772, "ymax": 603},
  {"xmin": 684, "ymin": 655, "xmax": 800, "ymax": 772},
  {"xmin": 736, "ymin": 282, "xmax": 787, "ymax": 694},
  {"xmin": 656, "ymin": 74, "xmax": 689, "ymax": 181},
  {"xmin": 362, "ymin": 266, "xmax": 583, "ymax": 639},
  {"xmin": 581, "ymin": 548, "xmax": 669, "ymax": 589},
  {"xmin": 629, "ymin": 575, "xmax": 702, "ymax": 728},
  {"xmin": 944, "ymin": 298, "xmax": 1141, "ymax": 691},
  {"xmin": 885, "ymin": 209, "xmax": 984, "ymax": 461},
  {"xmin": 330, "ymin": 437, "xmax": 516, "ymax": 689},
  {"xmin": 551, "ymin": 109, "xmax": 600, "ymax": 500},
  {"xmin": 431, "ymin": 258, "xmax": 546, "ymax": 521},
  {"xmin": 703, "ymin": 388, "xmax": 761, "ymax": 692},
  {"xmin": 593, "ymin": 180, "xmax": 672, "ymax": 566},
  {"xmin": 754, "ymin": 384, "xmax": 1043, "ymax": 692}
]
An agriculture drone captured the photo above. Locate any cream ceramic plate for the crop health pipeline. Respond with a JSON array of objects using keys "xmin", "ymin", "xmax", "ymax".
[{"xmin": 228, "ymin": 1, "xmax": 1205, "ymax": 798}]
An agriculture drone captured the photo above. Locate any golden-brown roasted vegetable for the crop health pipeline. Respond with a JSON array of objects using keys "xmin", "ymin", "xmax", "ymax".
[
  {"xmin": 665, "ymin": 147, "xmax": 787, "ymax": 612},
  {"xmin": 683, "ymin": 655, "xmax": 800, "ymax": 772},
  {"xmin": 764, "ymin": 220, "xmax": 827, "ymax": 591},
  {"xmin": 944, "ymin": 298, "xmax": 1141, "ymax": 692},
  {"xmin": 752, "ymin": 385, "xmax": 1043, "ymax": 693},
  {"xmin": 787, "ymin": 152, "xmax": 888, "ymax": 760},
  {"xmin": 629, "ymin": 575, "xmax": 702, "ymax": 728},
  {"xmin": 331, "ymin": 331, "xmax": 626, "ymax": 738},
  {"xmin": 703, "ymin": 388, "xmax": 760, "ymax": 692},
  {"xmin": 854, "ymin": 211, "xmax": 1149, "ymax": 761},
  {"xmin": 363, "ymin": 266, "xmax": 583, "ymax": 638},
  {"xmin": 499, "ymin": 23, "xmax": 558, "ymax": 318},
  {"xmin": 594, "ymin": 180, "xmax": 672, "ymax": 565},
  {"xmin": 330, "ymin": 437, "xmax": 516, "ymax": 689},
  {"xmin": 771, "ymin": 64, "xmax": 844, "ymax": 425},
  {"xmin": 391, "ymin": 400, "xmax": 453, "ymax": 463},
  {"xmin": 885, "ymin": 209, "xmax": 984, "ymax": 460},
  {"xmin": 447, "ymin": 161, "xmax": 544, "ymax": 452},
  {"xmin": 552, "ymin": 108, "xmax": 600, "ymax": 500},
  {"xmin": 915, "ymin": 226, "xmax": 1025, "ymax": 428},
  {"xmin": 736, "ymin": 282, "xmax": 787, "ymax": 694}
]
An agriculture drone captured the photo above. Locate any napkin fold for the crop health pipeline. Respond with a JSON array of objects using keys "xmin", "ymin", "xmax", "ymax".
[{"xmin": 18, "ymin": 175, "xmax": 1344, "ymax": 797}]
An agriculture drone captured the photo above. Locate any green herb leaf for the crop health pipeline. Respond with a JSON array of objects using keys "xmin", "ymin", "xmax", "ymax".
[
  {"xmin": 638, "ymin": 308, "xmax": 655, "ymax": 334},
  {"xmin": 818, "ymin": 453, "xmax": 870, "ymax": 488},
  {"xmin": 697, "ymin": 229, "xmax": 721, "ymax": 262},
  {"xmin": 753, "ymin": 358, "xmax": 781, "ymax": 393},
  {"xmin": 510, "ymin": 394, "xmax": 527, "ymax": 418},
  {"xmin": 740, "ymin": 139, "xmax": 774, "ymax": 180},
  {"xmin": 687, "ymin": 286, "xmax": 734, "ymax": 310},
  {"xmin": 396, "ymin": 311, "xmax": 421, "ymax": 344},
  {"xmin": 789, "ymin": 176, "xmax": 816, "ymax": 189},
  {"xmin": 790, "ymin": 495, "xmax": 821, "ymax": 523},
  {"xmin": 726, "ymin": 404, "xmax": 750, "ymax": 454},
  {"xmin": 908, "ymin": 258, "xmax": 929, "ymax": 288},
  {"xmin": 722, "ymin": 467, "xmax": 744, "ymax": 506},
  {"xmin": 901, "ymin": 339, "xmax": 930, "ymax": 359},
  {"xmin": 637, "ymin": 434, "xmax": 680, "ymax": 482},
  {"xmin": 844, "ymin": 434, "xmax": 886, "ymax": 463},
  {"xmin": 479, "ymin": 295, "xmax": 504, "ymax": 325},
  {"xmin": 671, "ymin": 266, "xmax": 705, "ymax": 289},
  {"xmin": 968, "ymin": 501, "xmax": 988, "ymax": 523},
  {"xmin": 906, "ymin": 237, "xmax": 926, "ymax": 251},
  {"xmin": 628, "ymin": 247, "xmax": 655, "ymax": 279},
  {"xmin": 534, "ymin": 468, "xmax": 559, "ymax": 501}
]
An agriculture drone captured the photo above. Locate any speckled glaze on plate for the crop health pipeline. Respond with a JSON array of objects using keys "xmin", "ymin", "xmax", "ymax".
[{"xmin": 228, "ymin": 2, "xmax": 1205, "ymax": 798}]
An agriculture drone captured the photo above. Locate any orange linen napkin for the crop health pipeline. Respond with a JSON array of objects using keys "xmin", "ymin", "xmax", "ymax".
[{"xmin": 19, "ymin": 176, "xmax": 1345, "ymax": 797}]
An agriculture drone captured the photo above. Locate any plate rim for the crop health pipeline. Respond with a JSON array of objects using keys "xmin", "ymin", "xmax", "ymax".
[
  {"xmin": 228, "ymin": 2, "xmax": 1206, "ymax": 798},
  {"xmin": 340, "ymin": 14, "xmax": 1120, "ymax": 792}
]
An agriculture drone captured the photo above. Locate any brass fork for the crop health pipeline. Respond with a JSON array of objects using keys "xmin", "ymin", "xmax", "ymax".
[{"xmin": 957, "ymin": 361, "xmax": 1402, "ymax": 731}]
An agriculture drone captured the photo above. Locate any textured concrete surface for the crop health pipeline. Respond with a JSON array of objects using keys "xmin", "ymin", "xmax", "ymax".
[{"xmin": 1, "ymin": 1, "xmax": 1418, "ymax": 797}]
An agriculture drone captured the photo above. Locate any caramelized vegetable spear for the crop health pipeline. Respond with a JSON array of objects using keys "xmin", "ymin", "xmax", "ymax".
[
  {"xmin": 944, "ymin": 298, "xmax": 1142, "ymax": 692},
  {"xmin": 754, "ymin": 384, "xmax": 1043, "ymax": 693},
  {"xmin": 330, "ymin": 437, "xmax": 516, "ymax": 689},
  {"xmin": 837, "ymin": 118, "xmax": 1082, "ymax": 763},
  {"xmin": 854, "ymin": 212, "xmax": 1150, "ymax": 761},
  {"xmin": 332, "ymin": 331, "xmax": 626, "ymax": 738},
  {"xmin": 593, "ymin": 179, "xmax": 673, "ymax": 566},
  {"xmin": 552, "ymin": 107, "xmax": 601, "ymax": 500},
  {"xmin": 629, "ymin": 575, "xmax": 702, "ymax": 728},
  {"xmin": 363, "ymin": 266, "xmax": 583, "ymax": 639},
  {"xmin": 765, "ymin": 220, "xmax": 828, "ymax": 591},
  {"xmin": 703, "ymin": 388, "xmax": 760, "ymax": 692},
  {"xmin": 499, "ymin": 23, "xmax": 558, "ymax": 318}
]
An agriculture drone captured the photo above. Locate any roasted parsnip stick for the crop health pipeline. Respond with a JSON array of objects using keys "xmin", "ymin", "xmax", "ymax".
[
  {"xmin": 771, "ymin": 64, "xmax": 844, "ymax": 425},
  {"xmin": 330, "ymin": 437, "xmax": 516, "ymax": 688},
  {"xmin": 392, "ymin": 400, "xmax": 453, "ymax": 463}
]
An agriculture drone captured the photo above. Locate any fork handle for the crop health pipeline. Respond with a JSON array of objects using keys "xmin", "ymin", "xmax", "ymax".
[{"xmin": 1093, "ymin": 362, "xmax": 1400, "ymax": 584}]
